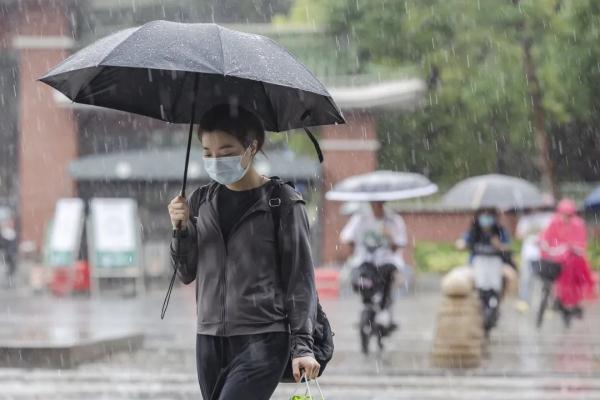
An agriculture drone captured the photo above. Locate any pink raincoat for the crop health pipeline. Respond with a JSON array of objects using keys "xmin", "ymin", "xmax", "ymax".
[{"xmin": 540, "ymin": 200, "xmax": 596, "ymax": 307}]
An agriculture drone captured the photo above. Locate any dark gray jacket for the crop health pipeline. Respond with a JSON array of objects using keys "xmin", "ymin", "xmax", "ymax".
[{"xmin": 170, "ymin": 181, "xmax": 317, "ymax": 358}]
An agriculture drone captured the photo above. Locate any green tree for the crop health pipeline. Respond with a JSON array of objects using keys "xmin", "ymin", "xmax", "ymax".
[
  {"xmin": 551, "ymin": 0, "xmax": 600, "ymax": 181},
  {"xmin": 327, "ymin": 0, "xmax": 596, "ymax": 189}
]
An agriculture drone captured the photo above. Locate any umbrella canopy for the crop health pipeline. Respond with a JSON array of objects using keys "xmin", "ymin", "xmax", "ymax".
[
  {"xmin": 40, "ymin": 20, "xmax": 345, "ymax": 199},
  {"xmin": 442, "ymin": 174, "xmax": 544, "ymax": 210},
  {"xmin": 325, "ymin": 170, "xmax": 438, "ymax": 202},
  {"xmin": 39, "ymin": 20, "xmax": 344, "ymax": 131},
  {"xmin": 584, "ymin": 187, "xmax": 600, "ymax": 211}
]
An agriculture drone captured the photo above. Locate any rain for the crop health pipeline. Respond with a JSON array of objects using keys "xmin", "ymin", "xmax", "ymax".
[{"xmin": 0, "ymin": 0, "xmax": 600, "ymax": 399}]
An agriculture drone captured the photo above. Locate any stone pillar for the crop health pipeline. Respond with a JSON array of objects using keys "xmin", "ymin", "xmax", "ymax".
[
  {"xmin": 14, "ymin": 2, "xmax": 77, "ymax": 252},
  {"xmin": 320, "ymin": 111, "xmax": 379, "ymax": 265},
  {"xmin": 431, "ymin": 267, "xmax": 484, "ymax": 368}
]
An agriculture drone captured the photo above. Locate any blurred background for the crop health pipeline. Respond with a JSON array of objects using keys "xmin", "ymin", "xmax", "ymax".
[{"xmin": 1, "ymin": 1, "xmax": 600, "ymax": 399}]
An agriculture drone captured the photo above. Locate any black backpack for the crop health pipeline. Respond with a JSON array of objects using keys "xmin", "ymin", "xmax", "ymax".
[{"xmin": 269, "ymin": 178, "xmax": 334, "ymax": 383}]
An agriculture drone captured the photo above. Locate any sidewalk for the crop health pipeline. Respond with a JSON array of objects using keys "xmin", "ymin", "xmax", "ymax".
[{"xmin": 2, "ymin": 275, "xmax": 600, "ymax": 398}]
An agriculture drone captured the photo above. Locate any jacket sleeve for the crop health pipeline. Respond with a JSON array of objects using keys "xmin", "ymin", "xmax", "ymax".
[
  {"xmin": 169, "ymin": 189, "xmax": 201, "ymax": 285},
  {"xmin": 279, "ymin": 200, "xmax": 318, "ymax": 359}
]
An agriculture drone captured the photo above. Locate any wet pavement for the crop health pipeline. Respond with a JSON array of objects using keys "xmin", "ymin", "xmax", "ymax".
[{"xmin": 1, "ymin": 276, "xmax": 600, "ymax": 399}]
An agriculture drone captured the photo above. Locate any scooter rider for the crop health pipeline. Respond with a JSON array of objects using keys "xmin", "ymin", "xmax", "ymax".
[
  {"xmin": 458, "ymin": 208, "xmax": 511, "ymax": 334},
  {"xmin": 339, "ymin": 201, "xmax": 407, "ymax": 328}
]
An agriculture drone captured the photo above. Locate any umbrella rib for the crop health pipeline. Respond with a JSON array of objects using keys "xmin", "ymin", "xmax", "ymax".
[
  {"xmin": 170, "ymin": 71, "xmax": 194, "ymax": 122},
  {"xmin": 321, "ymin": 91, "xmax": 345, "ymax": 125},
  {"xmin": 71, "ymin": 27, "xmax": 142, "ymax": 101},
  {"xmin": 472, "ymin": 180, "xmax": 487, "ymax": 209},
  {"xmin": 262, "ymin": 82, "xmax": 279, "ymax": 132},
  {"xmin": 95, "ymin": 26, "xmax": 144, "ymax": 69},
  {"xmin": 73, "ymin": 66, "xmax": 108, "ymax": 104},
  {"xmin": 215, "ymin": 25, "xmax": 227, "ymax": 75}
]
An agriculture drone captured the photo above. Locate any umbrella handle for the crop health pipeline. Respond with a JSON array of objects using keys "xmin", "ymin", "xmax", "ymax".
[{"xmin": 163, "ymin": 73, "xmax": 199, "ymax": 319}]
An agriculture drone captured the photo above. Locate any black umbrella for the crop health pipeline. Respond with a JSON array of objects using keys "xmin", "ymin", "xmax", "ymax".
[
  {"xmin": 585, "ymin": 187, "xmax": 600, "ymax": 211},
  {"xmin": 40, "ymin": 20, "xmax": 344, "ymax": 196},
  {"xmin": 40, "ymin": 20, "xmax": 344, "ymax": 318}
]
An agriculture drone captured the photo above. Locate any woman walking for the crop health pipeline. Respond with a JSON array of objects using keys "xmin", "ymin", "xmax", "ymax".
[{"xmin": 168, "ymin": 105, "xmax": 320, "ymax": 399}]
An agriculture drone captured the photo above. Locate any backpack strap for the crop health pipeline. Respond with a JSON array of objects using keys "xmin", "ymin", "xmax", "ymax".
[
  {"xmin": 161, "ymin": 184, "xmax": 212, "ymax": 319},
  {"xmin": 269, "ymin": 179, "xmax": 283, "ymax": 246},
  {"xmin": 268, "ymin": 176, "xmax": 296, "ymax": 255}
]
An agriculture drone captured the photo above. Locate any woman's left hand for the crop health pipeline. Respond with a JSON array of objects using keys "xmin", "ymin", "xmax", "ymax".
[{"xmin": 292, "ymin": 356, "xmax": 320, "ymax": 382}]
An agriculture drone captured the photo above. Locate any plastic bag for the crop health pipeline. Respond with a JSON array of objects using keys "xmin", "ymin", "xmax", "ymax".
[{"xmin": 289, "ymin": 374, "xmax": 324, "ymax": 400}]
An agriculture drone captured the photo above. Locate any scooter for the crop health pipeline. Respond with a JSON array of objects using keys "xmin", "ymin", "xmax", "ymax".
[
  {"xmin": 471, "ymin": 251, "xmax": 507, "ymax": 336},
  {"xmin": 478, "ymin": 288, "xmax": 500, "ymax": 334},
  {"xmin": 357, "ymin": 279, "xmax": 397, "ymax": 354},
  {"xmin": 350, "ymin": 240, "xmax": 398, "ymax": 355}
]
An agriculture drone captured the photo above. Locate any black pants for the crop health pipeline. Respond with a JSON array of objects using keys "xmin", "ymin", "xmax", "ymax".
[{"xmin": 196, "ymin": 332, "xmax": 290, "ymax": 400}]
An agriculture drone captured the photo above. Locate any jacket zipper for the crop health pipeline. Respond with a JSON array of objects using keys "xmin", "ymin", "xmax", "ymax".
[
  {"xmin": 209, "ymin": 184, "xmax": 272, "ymax": 336},
  {"xmin": 216, "ymin": 215, "xmax": 228, "ymax": 336},
  {"xmin": 207, "ymin": 196, "xmax": 229, "ymax": 336},
  {"xmin": 221, "ymin": 240, "xmax": 227, "ymax": 336}
]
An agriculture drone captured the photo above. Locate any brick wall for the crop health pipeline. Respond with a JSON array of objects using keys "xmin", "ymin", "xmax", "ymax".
[
  {"xmin": 14, "ymin": 2, "xmax": 77, "ymax": 252},
  {"xmin": 320, "ymin": 111, "xmax": 379, "ymax": 264}
]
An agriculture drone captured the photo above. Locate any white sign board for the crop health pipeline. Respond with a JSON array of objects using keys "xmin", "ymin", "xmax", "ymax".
[
  {"xmin": 46, "ymin": 198, "xmax": 85, "ymax": 267},
  {"xmin": 90, "ymin": 198, "xmax": 139, "ymax": 268}
]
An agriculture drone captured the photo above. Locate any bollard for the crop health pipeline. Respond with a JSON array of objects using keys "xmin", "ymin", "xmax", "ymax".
[{"xmin": 431, "ymin": 266, "xmax": 484, "ymax": 368}]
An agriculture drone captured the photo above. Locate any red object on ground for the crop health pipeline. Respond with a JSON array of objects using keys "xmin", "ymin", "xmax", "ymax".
[
  {"xmin": 50, "ymin": 268, "xmax": 72, "ymax": 296},
  {"xmin": 73, "ymin": 260, "xmax": 91, "ymax": 292},
  {"xmin": 315, "ymin": 268, "xmax": 340, "ymax": 299}
]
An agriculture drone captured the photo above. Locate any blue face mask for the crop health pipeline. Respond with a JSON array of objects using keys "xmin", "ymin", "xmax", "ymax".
[
  {"xmin": 478, "ymin": 214, "xmax": 495, "ymax": 228},
  {"xmin": 203, "ymin": 148, "xmax": 252, "ymax": 185}
]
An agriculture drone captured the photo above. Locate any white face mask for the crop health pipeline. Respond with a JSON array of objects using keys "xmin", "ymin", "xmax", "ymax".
[{"xmin": 203, "ymin": 147, "xmax": 252, "ymax": 185}]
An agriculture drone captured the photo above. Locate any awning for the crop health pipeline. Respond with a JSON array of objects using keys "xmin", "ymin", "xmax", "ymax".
[{"xmin": 69, "ymin": 148, "xmax": 320, "ymax": 182}]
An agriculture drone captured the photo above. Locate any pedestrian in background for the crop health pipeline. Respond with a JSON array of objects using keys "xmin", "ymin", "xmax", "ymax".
[
  {"xmin": 540, "ymin": 199, "xmax": 596, "ymax": 327},
  {"xmin": 0, "ymin": 214, "xmax": 18, "ymax": 288},
  {"xmin": 515, "ymin": 207, "xmax": 553, "ymax": 312}
]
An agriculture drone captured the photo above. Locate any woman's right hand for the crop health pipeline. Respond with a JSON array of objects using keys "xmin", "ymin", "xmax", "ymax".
[
  {"xmin": 491, "ymin": 236, "xmax": 505, "ymax": 251},
  {"xmin": 168, "ymin": 195, "xmax": 189, "ymax": 230}
]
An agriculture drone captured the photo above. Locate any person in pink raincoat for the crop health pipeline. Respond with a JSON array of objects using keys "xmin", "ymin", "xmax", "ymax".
[{"xmin": 540, "ymin": 199, "xmax": 596, "ymax": 327}]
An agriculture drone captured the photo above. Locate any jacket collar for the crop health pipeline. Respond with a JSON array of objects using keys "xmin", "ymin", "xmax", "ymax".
[{"xmin": 202, "ymin": 181, "xmax": 274, "ymax": 238}]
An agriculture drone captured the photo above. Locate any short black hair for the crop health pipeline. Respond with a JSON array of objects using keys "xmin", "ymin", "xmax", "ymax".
[{"xmin": 197, "ymin": 104, "xmax": 265, "ymax": 151}]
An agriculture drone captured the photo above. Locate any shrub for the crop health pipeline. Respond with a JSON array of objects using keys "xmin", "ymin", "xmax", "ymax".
[
  {"xmin": 414, "ymin": 239, "xmax": 600, "ymax": 273},
  {"xmin": 413, "ymin": 242, "xmax": 469, "ymax": 274}
]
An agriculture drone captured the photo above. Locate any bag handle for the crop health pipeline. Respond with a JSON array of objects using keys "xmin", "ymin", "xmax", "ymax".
[{"xmin": 290, "ymin": 373, "xmax": 324, "ymax": 400}]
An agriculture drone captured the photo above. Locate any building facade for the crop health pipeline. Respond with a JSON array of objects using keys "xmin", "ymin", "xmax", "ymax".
[{"xmin": 0, "ymin": 1, "xmax": 424, "ymax": 266}]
